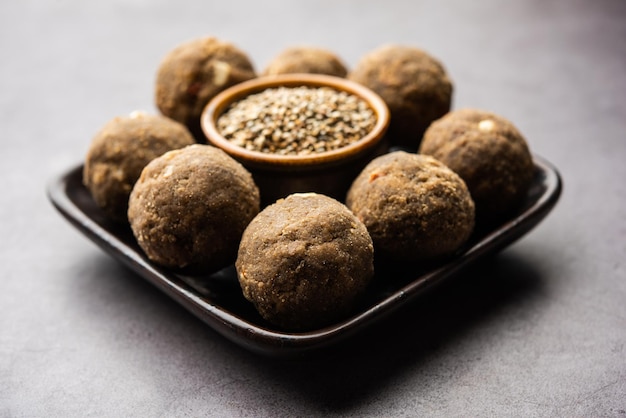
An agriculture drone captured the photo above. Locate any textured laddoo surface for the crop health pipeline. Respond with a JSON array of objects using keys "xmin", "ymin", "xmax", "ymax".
[
  {"xmin": 348, "ymin": 44, "xmax": 452, "ymax": 148},
  {"xmin": 263, "ymin": 46, "xmax": 348, "ymax": 77},
  {"xmin": 419, "ymin": 108, "xmax": 534, "ymax": 221},
  {"xmin": 155, "ymin": 36, "xmax": 256, "ymax": 136},
  {"xmin": 83, "ymin": 112, "xmax": 195, "ymax": 222},
  {"xmin": 236, "ymin": 193, "xmax": 374, "ymax": 331},
  {"xmin": 346, "ymin": 151, "xmax": 474, "ymax": 262},
  {"xmin": 128, "ymin": 144, "xmax": 260, "ymax": 272}
]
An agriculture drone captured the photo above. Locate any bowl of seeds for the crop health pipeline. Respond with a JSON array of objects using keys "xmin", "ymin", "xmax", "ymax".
[{"xmin": 201, "ymin": 73, "xmax": 390, "ymax": 205}]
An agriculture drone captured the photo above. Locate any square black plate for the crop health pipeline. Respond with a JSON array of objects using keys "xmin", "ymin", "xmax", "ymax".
[{"xmin": 47, "ymin": 155, "xmax": 561, "ymax": 356}]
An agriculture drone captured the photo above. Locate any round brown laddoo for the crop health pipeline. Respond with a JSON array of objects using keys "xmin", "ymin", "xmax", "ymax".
[
  {"xmin": 419, "ymin": 108, "xmax": 534, "ymax": 222},
  {"xmin": 155, "ymin": 36, "xmax": 257, "ymax": 138},
  {"xmin": 262, "ymin": 46, "xmax": 348, "ymax": 77},
  {"xmin": 83, "ymin": 111, "xmax": 196, "ymax": 222},
  {"xmin": 128, "ymin": 144, "xmax": 260, "ymax": 272},
  {"xmin": 348, "ymin": 44, "xmax": 453, "ymax": 149},
  {"xmin": 236, "ymin": 193, "xmax": 374, "ymax": 331},
  {"xmin": 346, "ymin": 151, "xmax": 475, "ymax": 263}
]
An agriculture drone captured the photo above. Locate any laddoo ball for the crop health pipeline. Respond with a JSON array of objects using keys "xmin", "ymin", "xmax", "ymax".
[
  {"xmin": 128, "ymin": 144, "xmax": 260, "ymax": 272},
  {"xmin": 419, "ymin": 108, "xmax": 534, "ymax": 222},
  {"xmin": 346, "ymin": 151, "xmax": 475, "ymax": 262},
  {"xmin": 155, "ymin": 36, "xmax": 256, "ymax": 138},
  {"xmin": 83, "ymin": 111, "xmax": 196, "ymax": 222},
  {"xmin": 236, "ymin": 193, "xmax": 374, "ymax": 331},
  {"xmin": 348, "ymin": 44, "xmax": 452, "ymax": 148},
  {"xmin": 263, "ymin": 46, "xmax": 348, "ymax": 77}
]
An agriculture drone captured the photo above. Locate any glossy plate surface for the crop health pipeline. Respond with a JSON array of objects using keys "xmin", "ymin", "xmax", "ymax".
[{"xmin": 47, "ymin": 155, "xmax": 561, "ymax": 356}]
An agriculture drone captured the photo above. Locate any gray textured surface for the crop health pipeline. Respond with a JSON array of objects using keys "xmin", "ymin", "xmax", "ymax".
[{"xmin": 2, "ymin": 0, "xmax": 625, "ymax": 416}]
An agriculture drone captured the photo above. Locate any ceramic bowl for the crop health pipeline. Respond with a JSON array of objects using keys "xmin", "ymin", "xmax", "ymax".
[{"xmin": 200, "ymin": 73, "xmax": 390, "ymax": 205}]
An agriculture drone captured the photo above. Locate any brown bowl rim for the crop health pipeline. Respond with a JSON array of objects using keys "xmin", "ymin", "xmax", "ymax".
[{"xmin": 200, "ymin": 73, "xmax": 390, "ymax": 169}]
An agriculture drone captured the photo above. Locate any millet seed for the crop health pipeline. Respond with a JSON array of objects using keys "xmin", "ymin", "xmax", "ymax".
[{"xmin": 217, "ymin": 86, "xmax": 376, "ymax": 155}]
